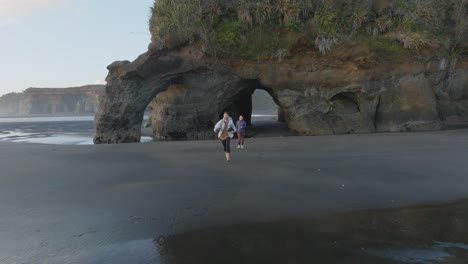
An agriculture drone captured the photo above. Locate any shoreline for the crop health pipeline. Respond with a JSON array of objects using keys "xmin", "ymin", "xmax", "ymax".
[{"xmin": 0, "ymin": 113, "xmax": 96, "ymax": 118}]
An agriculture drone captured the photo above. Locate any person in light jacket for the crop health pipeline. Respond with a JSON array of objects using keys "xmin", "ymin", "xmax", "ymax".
[{"xmin": 214, "ymin": 112, "xmax": 237, "ymax": 161}]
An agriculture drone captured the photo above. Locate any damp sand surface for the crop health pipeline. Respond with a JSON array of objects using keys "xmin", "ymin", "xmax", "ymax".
[{"xmin": 0, "ymin": 129, "xmax": 468, "ymax": 263}]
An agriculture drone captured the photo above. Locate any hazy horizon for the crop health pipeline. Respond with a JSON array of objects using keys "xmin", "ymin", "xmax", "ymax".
[
  {"xmin": 0, "ymin": 0, "xmax": 153, "ymax": 96},
  {"xmin": 1, "ymin": 83, "xmax": 106, "ymax": 95}
]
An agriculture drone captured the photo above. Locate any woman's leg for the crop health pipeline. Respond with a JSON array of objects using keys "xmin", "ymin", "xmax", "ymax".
[
  {"xmin": 221, "ymin": 139, "xmax": 227, "ymax": 152},
  {"xmin": 240, "ymin": 133, "xmax": 245, "ymax": 146},
  {"xmin": 226, "ymin": 137, "xmax": 231, "ymax": 153},
  {"xmin": 237, "ymin": 132, "xmax": 241, "ymax": 147},
  {"xmin": 225, "ymin": 138, "xmax": 231, "ymax": 160}
]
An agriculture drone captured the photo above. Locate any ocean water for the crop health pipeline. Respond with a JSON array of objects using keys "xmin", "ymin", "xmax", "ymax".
[
  {"xmin": 0, "ymin": 115, "xmax": 153, "ymax": 145},
  {"xmin": 0, "ymin": 115, "xmax": 95, "ymax": 123}
]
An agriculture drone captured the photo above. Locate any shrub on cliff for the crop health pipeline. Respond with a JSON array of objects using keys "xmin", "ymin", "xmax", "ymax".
[
  {"xmin": 149, "ymin": 0, "xmax": 203, "ymax": 48},
  {"xmin": 149, "ymin": 0, "xmax": 466, "ymax": 60}
]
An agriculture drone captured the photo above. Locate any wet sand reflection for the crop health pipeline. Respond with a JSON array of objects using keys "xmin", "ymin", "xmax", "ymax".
[{"xmin": 157, "ymin": 199, "xmax": 468, "ymax": 264}]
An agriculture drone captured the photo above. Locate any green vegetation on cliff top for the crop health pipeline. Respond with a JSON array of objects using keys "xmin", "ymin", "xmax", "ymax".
[{"xmin": 149, "ymin": 0, "xmax": 467, "ymax": 61}]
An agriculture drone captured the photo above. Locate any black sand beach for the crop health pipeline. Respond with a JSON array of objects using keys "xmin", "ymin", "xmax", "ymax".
[{"xmin": 1, "ymin": 130, "xmax": 468, "ymax": 263}]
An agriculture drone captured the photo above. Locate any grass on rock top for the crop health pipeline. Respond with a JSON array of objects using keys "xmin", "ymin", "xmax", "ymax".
[{"xmin": 149, "ymin": 0, "xmax": 467, "ymax": 62}]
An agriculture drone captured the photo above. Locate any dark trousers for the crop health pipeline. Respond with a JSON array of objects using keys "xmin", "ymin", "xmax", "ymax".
[
  {"xmin": 237, "ymin": 132, "xmax": 245, "ymax": 145},
  {"xmin": 221, "ymin": 138, "xmax": 231, "ymax": 153}
]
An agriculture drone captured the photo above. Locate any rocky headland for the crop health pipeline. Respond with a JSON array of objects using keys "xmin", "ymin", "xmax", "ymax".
[
  {"xmin": 94, "ymin": 0, "xmax": 468, "ymax": 143},
  {"xmin": 0, "ymin": 85, "xmax": 104, "ymax": 116}
]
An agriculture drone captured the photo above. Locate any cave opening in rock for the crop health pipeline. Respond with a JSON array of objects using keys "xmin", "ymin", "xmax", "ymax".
[
  {"xmin": 139, "ymin": 72, "xmax": 293, "ymax": 141},
  {"xmin": 220, "ymin": 85, "xmax": 292, "ymax": 138}
]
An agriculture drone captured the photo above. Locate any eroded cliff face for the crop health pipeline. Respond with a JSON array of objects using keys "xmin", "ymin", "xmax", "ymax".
[
  {"xmin": 94, "ymin": 44, "xmax": 468, "ymax": 143},
  {"xmin": 0, "ymin": 85, "xmax": 104, "ymax": 115}
]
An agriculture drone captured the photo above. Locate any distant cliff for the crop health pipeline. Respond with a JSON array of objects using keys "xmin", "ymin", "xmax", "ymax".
[
  {"xmin": 0, "ymin": 85, "xmax": 104, "ymax": 115},
  {"xmin": 0, "ymin": 93, "xmax": 22, "ymax": 114}
]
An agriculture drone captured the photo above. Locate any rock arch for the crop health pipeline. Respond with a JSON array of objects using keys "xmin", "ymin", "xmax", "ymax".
[
  {"xmin": 147, "ymin": 75, "xmax": 283, "ymax": 140},
  {"xmin": 93, "ymin": 47, "xmax": 381, "ymax": 144},
  {"xmin": 93, "ymin": 48, "xmax": 292, "ymax": 143},
  {"xmin": 94, "ymin": 45, "xmax": 468, "ymax": 144},
  {"xmin": 148, "ymin": 70, "xmax": 261, "ymax": 140}
]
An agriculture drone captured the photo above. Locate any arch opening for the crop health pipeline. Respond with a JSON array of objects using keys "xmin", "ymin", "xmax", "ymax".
[
  {"xmin": 142, "ymin": 71, "xmax": 293, "ymax": 141},
  {"xmin": 221, "ymin": 86, "xmax": 293, "ymax": 138}
]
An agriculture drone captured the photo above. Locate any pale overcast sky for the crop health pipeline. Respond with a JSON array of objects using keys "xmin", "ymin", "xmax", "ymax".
[{"xmin": 0, "ymin": 0, "xmax": 153, "ymax": 95}]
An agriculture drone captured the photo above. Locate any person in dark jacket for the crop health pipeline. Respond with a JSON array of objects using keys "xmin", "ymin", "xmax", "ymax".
[{"xmin": 236, "ymin": 115, "xmax": 247, "ymax": 149}]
